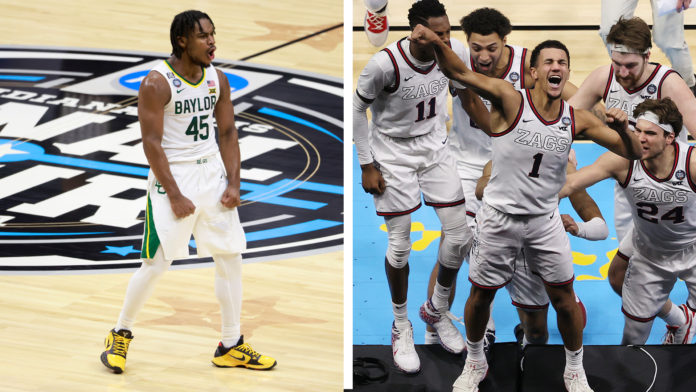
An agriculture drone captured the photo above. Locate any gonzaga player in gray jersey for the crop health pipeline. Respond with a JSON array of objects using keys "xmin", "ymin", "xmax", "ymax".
[
  {"xmin": 412, "ymin": 24, "xmax": 641, "ymax": 391},
  {"xmin": 568, "ymin": 17, "xmax": 696, "ymax": 335},
  {"xmin": 353, "ymin": 0, "xmax": 473, "ymax": 374},
  {"xmin": 562, "ymin": 98, "xmax": 696, "ymax": 346}
]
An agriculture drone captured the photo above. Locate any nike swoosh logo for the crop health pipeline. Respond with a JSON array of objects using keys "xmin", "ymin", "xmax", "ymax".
[
  {"xmin": 177, "ymin": 88, "xmax": 185, "ymax": 93},
  {"xmin": 229, "ymin": 352, "xmax": 247, "ymax": 361},
  {"xmin": 610, "ymin": 89, "xmax": 619, "ymax": 93},
  {"xmin": 442, "ymin": 136, "xmax": 448, "ymax": 144},
  {"xmin": 404, "ymin": 76, "xmax": 414, "ymax": 81},
  {"xmin": 633, "ymin": 177, "xmax": 642, "ymax": 182},
  {"xmin": 522, "ymin": 119, "xmax": 533, "ymax": 123}
]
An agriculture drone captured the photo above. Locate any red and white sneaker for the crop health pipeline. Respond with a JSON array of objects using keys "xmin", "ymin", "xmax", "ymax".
[
  {"xmin": 364, "ymin": 8, "xmax": 388, "ymax": 46},
  {"xmin": 663, "ymin": 304, "xmax": 696, "ymax": 344},
  {"xmin": 391, "ymin": 321, "xmax": 420, "ymax": 374},
  {"xmin": 452, "ymin": 357, "xmax": 488, "ymax": 392}
]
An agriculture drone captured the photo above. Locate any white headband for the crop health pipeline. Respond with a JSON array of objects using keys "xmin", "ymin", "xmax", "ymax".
[
  {"xmin": 609, "ymin": 43, "xmax": 650, "ymax": 55},
  {"xmin": 636, "ymin": 111, "xmax": 674, "ymax": 134}
]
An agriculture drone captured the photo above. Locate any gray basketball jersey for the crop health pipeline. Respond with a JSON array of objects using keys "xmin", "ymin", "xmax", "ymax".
[
  {"xmin": 450, "ymin": 45, "xmax": 528, "ymax": 173},
  {"xmin": 484, "ymin": 90, "xmax": 574, "ymax": 215},
  {"xmin": 621, "ymin": 141, "xmax": 696, "ymax": 253},
  {"xmin": 366, "ymin": 38, "xmax": 465, "ymax": 138}
]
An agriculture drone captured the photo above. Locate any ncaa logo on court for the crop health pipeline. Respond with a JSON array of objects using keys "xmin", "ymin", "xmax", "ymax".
[{"xmin": 0, "ymin": 47, "xmax": 343, "ymax": 273}]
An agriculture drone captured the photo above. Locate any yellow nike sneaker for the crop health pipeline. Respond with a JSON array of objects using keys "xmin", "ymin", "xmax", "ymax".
[
  {"xmin": 211, "ymin": 336, "xmax": 277, "ymax": 370},
  {"xmin": 100, "ymin": 329, "xmax": 133, "ymax": 374}
]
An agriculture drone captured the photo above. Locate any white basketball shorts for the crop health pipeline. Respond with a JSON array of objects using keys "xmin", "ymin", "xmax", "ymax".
[{"xmin": 141, "ymin": 154, "xmax": 246, "ymax": 260}]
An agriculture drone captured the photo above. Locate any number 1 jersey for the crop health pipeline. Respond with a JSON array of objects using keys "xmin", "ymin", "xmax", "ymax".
[{"xmin": 484, "ymin": 89, "xmax": 575, "ymax": 215}]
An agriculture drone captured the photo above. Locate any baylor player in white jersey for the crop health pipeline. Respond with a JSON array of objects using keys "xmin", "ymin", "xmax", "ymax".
[
  {"xmin": 562, "ymin": 98, "xmax": 696, "ymax": 346},
  {"xmin": 354, "ymin": 0, "xmax": 473, "ymax": 374},
  {"xmin": 101, "ymin": 10, "xmax": 275, "ymax": 375},
  {"xmin": 412, "ymin": 24, "xmax": 641, "ymax": 391}
]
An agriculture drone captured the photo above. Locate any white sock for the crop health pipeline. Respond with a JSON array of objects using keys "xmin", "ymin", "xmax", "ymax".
[
  {"xmin": 214, "ymin": 253, "xmax": 243, "ymax": 348},
  {"xmin": 364, "ymin": 0, "xmax": 388, "ymax": 12},
  {"xmin": 393, "ymin": 301, "xmax": 409, "ymax": 328},
  {"xmin": 432, "ymin": 281, "xmax": 451, "ymax": 311},
  {"xmin": 115, "ymin": 248, "xmax": 172, "ymax": 332},
  {"xmin": 565, "ymin": 347, "xmax": 583, "ymax": 370},
  {"xmin": 467, "ymin": 338, "xmax": 485, "ymax": 362},
  {"xmin": 660, "ymin": 303, "xmax": 686, "ymax": 326}
]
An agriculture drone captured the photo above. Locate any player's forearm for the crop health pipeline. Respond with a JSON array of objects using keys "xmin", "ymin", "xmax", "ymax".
[
  {"xmin": 353, "ymin": 92, "xmax": 373, "ymax": 165},
  {"xmin": 219, "ymin": 126, "xmax": 241, "ymax": 190},
  {"xmin": 431, "ymin": 39, "xmax": 470, "ymax": 85},
  {"xmin": 142, "ymin": 137, "xmax": 182, "ymax": 197}
]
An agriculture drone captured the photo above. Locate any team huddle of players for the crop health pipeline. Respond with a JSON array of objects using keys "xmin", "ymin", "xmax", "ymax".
[{"xmin": 355, "ymin": 1, "xmax": 696, "ymax": 391}]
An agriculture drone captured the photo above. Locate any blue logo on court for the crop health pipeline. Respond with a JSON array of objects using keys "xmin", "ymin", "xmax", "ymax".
[{"xmin": 118, "ymin": 70, "xmax": 248, "ymax": 92}]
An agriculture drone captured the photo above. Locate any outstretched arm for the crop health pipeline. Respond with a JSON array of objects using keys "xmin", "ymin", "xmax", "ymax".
[
  {"xmin": 456, "ymin": 88, "xmax": 492, "ymax": 136},
  {"xmin": 410, "ymin": 24, "xmax": 520, "ymax": 116},
  {"xmin": 559, "ymin": 150, "xmax": 628, "ymax": 198},
  {"xmin": 576, "ymin": 107, "xmax": 641, "ymax": 160}
]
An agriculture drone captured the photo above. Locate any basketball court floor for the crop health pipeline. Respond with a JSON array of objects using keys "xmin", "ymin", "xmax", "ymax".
[{"xmin": 0, "ymin": 1, "xmax": 342, "ymax": 391}]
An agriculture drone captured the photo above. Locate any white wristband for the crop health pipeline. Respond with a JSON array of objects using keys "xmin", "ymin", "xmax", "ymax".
[{"xmin": 574, "ymin": 217, "xmax": 608, "ymax": 241}]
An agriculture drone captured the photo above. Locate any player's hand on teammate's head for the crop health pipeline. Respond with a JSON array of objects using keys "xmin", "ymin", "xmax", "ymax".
[
  {"xmin": 410, "ymin": 24, "xmax": 437, "ymax": 46},
  {"xmin": 605, "ymin": 107, "xmax": 629, "ymax": 132}
]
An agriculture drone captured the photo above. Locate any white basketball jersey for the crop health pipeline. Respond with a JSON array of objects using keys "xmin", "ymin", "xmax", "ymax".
[
  {"xmin": 367, "ymin": 38, "xmax": 465, "ymax": 138},
  {"xmin": 484, "ymin": 90, "xmax": 575, "ymax": 215},
  {"xmin": 450, "ymin": 45, "xmax": 528, "ymax": 173},
  {"xmin": 603, "ymin": 63, "xmax": 686, "ymax": 140},
  {"xmin": 151, "ymin": 60, "xmax": 220, "ymax": 162},
  {"xmin": 621, "ymin": 141, "xmax": 696, "ymax": 253}
]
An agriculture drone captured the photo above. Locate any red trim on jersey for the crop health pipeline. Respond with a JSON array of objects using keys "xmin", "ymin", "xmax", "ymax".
[
  {"xmin": 381, "ymin": 48, "xmax": 400, "ymax": 93},
  {"xmin": 569, "ymin": 106, "xmax": 576, "ymax": 140},
  {"xmin": 622, "ymin": 63, "xmax": 662, "ymax": 95},
  {"xmin": 526, "ymin": 89, "xmax": 564, "ymax": 125},
  {"xmin": 468, "ymin": 276, "xmax": 510, "ymax": 290},
  {"xmin": 511, "ymin": 301, "xmax": 549, "ymax": 310},
  {"xmin": 396, "ymin": 37, "xmax": 436, "ymax": 74},
  {"xmin": 376, "ymin": 202, "xmax": 421, "ymax": 216},
  {"xmin": 493, "ymin": 91, "xmax": 524, "ymax": 137},
  {"xmin": 519, "ymin": 48, "xmax": 528, "ymax": 88},
  {"xmin": 622, "ymin": 307, "xmax": 656, "ymax": 322},
  {"xmin": 542, "ymin": 275, "xmax": 574, "ymax": 286},
  {"xmin": 657, "ymin": 69, "xmax": 677, "ymax": 99},
  {"xmin": 615, "ymin": 250, "xmax": 630, "ymax": 262},
  {"xmin": 466, "ymin": 210, "xmax": 476, "ymax": 218},
  {"xmin": 686, "ymin": 145, "xmax": 696, "ymax": 192},
  {"xmin": 425, "ymin": 197, "xmax": 466, "ymax": 208},
  {"xmin": 499, "ymin": 45, "xmax": 515, "ymax": 80},
  {"xmin": 620, "ymin": 162, "xmax": 634, "ymax": 188},
  {"xmin": 640, "ymin": 142, "xmax": 678, "ymax": 182},
  {"xmin": 602, "ymin": 65, "xmax": 613, "ymax": 103}
]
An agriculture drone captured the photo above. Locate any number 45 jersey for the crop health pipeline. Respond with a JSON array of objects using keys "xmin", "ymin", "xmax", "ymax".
[
  {"xmin": 484, "ymin": 89, "xmax": 574, "ymax": 215},
  {"xmin": 622, "ymin": 140, "xmax": 696, "ymax": 254},
  {"xmin": 151, "ymin": 60, "xmax": 221, "ymax": 162}
]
